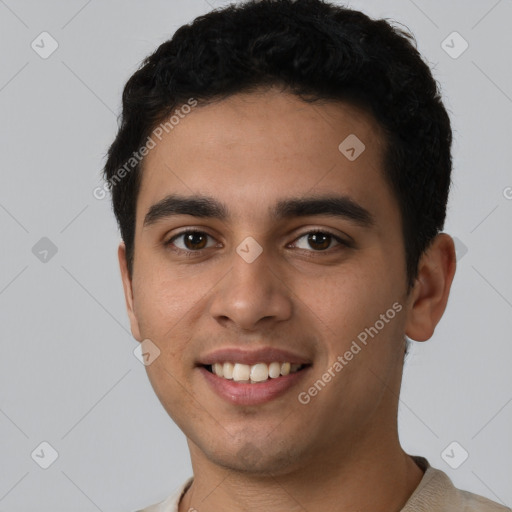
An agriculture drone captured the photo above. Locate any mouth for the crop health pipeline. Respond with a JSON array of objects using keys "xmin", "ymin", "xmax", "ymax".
[
  {"xmin": 198, "ymin": 361, "xmax": 313, "ymax": 406},
  {"xmin": 196, "ymin": 346, "xmax": 313, "ymax": 405},
  {"xmin": 202, "ymin": 362, "xmax": 311, "ymax": 384}
]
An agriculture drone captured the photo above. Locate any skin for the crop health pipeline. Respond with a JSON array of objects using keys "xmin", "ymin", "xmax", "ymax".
[{"xmin": 118, "ymin": 87, "xmax": 456, "ymax": 512}]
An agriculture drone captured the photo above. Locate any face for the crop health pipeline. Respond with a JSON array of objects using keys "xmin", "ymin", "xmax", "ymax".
[{"xmin": 120, "ymin": 88, "xmax": 418, "ymax": 475}]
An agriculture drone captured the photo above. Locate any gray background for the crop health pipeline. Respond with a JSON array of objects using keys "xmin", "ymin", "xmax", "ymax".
[{"xmin": 0, "ymin": 0, "xmax": 511, "ymax": 510}]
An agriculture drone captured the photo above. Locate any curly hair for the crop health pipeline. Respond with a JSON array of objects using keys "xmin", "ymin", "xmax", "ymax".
[{"xmin": 103, "ymin": 0, "xmax": 452, "ymax": 293}]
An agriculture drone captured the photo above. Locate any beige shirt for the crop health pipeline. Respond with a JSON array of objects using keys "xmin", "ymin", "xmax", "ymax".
[{"xmin": 137, "ymin": 456, "xmax": 510, "ymax": 512}]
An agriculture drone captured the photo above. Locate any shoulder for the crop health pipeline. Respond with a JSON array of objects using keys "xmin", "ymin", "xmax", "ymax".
[
  {"xmin": 459, "ymin": 489, "xmax": 511, "ymax": 512},
  {"xmin": 133, "ymin": 477, "xmax": 194, "ymax": 512},
  {"xmin": 402, "ymin": 456, "xmax": 510, "ymax": 512}
]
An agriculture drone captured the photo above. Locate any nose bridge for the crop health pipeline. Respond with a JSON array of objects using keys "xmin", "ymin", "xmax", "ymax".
[
  {"xmin": 209, "ymin": 237, "xmax": 293, "ymax": 329},
  {"xmin": 231, "ymin": 240, "xmax": 273, "ymax": 296}
]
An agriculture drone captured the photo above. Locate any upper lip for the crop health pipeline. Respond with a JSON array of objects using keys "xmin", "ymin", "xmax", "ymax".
[{"xmin": 197, "ymin": 347, "xmax": 312, "ymax": 366}]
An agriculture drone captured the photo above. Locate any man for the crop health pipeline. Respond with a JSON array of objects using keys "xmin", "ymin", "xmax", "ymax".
[{"xmin": 103, "ymin": 0, "xmax": 510, "ymax": 510}]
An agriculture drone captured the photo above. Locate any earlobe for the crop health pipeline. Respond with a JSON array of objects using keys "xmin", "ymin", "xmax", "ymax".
[
  {"xmin": 118, "ymin": 241, "xmax": 142, "ymax": 342},
  {"xmin": 404, "ymin": 233, "xmax": 457, "ymax": 342}
]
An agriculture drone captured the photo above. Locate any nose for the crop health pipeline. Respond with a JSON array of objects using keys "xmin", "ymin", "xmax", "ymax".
[{"xmin": 208, "ymin": 244, "xmax": 293, "ymax": 332}]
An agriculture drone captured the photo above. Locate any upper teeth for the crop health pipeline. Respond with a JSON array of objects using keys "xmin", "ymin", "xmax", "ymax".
[{"xmin": 212, "ymin": 362, "xmax": 303, "ymax": 383}]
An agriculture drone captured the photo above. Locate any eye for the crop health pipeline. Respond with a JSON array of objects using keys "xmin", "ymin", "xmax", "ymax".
[
  {"xmin": 290, "ymin": 230, "xmax": 350, "ymax": 252},
  {"xmin": 164, "ymin": 228, "xmax": 351, "ymax": 257},
  {"xmin": 164, "ymin": 230, "xmax": 218, "ymax": 255}
]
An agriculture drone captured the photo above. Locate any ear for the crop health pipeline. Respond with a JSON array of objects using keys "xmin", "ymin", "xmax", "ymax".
[
  {"xmin": 118, "ymin": 241, "xmax": 142, "ymax": 342},
  {"xmin": 404, "ymin": 233, "xmax": 457, "ymax": 342}
]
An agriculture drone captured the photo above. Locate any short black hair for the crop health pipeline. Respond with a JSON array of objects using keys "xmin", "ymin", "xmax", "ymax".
[{"xmin": 103, "ymin": 0, "xmax": 452, "ymax": 293}]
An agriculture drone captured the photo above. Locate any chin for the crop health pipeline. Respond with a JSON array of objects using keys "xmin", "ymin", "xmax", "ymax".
[{"xmin": 206, "ymin": 441, "xmax": 307, "ymax": 477}]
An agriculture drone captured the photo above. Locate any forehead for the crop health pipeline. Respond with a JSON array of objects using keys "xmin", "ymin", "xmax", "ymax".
[{"xmin": 136, "ymin": 88, "xmax": 396, "ymax": 229}]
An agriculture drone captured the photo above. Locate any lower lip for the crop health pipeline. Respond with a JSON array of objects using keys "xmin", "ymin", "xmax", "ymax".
[{"xmin": 198, "ymin": 366, "xmax": 311, "ymax": 406}]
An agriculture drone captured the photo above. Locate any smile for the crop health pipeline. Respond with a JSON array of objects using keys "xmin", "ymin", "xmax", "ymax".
[{"xmin": 206, "ymin": 362, "xmax": 306, "ymax": 383}]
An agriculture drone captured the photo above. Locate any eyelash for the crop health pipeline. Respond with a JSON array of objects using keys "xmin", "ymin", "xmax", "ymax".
[{"xmin": 164, "ymin": 229, "xmax": 351, "ymax": 257}]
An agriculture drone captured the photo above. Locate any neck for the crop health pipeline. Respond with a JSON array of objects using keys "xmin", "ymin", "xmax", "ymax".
[{"xmin": 179, "ymin": 433, "xmax": 424, "ymax": 512}]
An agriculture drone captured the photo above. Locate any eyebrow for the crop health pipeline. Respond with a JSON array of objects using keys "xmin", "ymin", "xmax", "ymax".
[{"xmin": 143, "ymin": 193, "xmax": 375, "ymax": 229}]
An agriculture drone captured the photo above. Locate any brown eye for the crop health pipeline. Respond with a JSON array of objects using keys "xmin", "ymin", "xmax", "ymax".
[
  {"xmin": 307, "ymin": 232, "xmax": 332, "ymax": 250},
  {"xmin": 182, "ymin": 232, "xmax": 208, "ymax": 250},
  {"xmin": 165, "ymin": 230, "xmax": 216, "ymax": 253},
  {"xmin": 292, "ymin": 230, "xmax": 348, "ymax": 252}
]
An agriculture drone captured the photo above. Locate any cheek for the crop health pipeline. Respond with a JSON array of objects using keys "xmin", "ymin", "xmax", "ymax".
[
  {"xmin": 133, "ymin": 270, "xmax": 195, "ymax": 326},
  {"xmin": 296, "ymin": 262, "xmax": 403, "ymax": 359},
  {"xmin": 296, "ymin": 266, "xmax": 384, "ymax": 330},
  {"xmin": 145, "ymin": 358, "xmax": 207, "ymax": 434}
]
